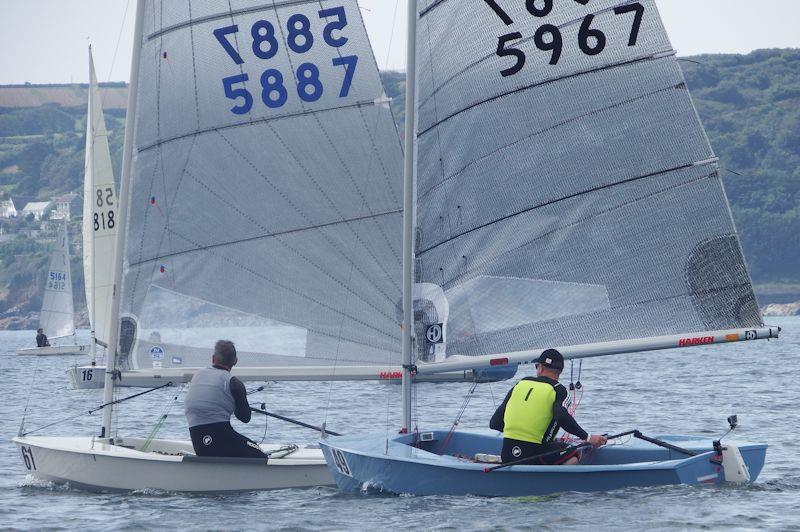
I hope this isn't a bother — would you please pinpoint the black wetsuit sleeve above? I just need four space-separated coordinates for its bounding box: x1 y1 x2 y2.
489 388 514 431
553 384 588 440
229 377 251 423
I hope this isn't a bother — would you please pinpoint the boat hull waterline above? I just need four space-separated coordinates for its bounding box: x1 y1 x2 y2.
14 436 333 492
319 431 767 496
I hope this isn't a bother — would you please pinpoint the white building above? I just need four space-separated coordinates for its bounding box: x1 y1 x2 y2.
0 199 17 218
21 201 53 221
50 193 80 221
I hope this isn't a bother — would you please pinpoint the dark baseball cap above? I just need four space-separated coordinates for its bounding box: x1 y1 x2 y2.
536 349 564 370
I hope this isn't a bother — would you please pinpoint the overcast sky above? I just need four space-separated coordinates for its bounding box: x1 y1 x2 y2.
1 0 798 84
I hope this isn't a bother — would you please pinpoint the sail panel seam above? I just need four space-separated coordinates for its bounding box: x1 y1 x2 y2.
214 127 401 313
130 208 402 266
137 99 379 153
134 225 399 344
424 171 719 285
145 0 323 41
260 119 402 294
418 82 687 200
418 50 675 138
417 161 717 255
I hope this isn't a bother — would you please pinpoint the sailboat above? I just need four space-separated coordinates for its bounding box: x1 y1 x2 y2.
69 20 514 391
16 221 88 356
319 0 781 496
67 46 120 386
15 0 501 492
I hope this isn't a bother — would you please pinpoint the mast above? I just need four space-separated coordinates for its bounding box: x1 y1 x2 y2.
400 0 418 432
100 0 145 439
86 45 97 364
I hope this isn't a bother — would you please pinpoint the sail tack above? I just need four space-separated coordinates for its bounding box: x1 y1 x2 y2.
414 0 761 356
83 47 119 346
120 0 404 369
41 222 75 339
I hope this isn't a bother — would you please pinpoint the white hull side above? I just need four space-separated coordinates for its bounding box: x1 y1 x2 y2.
68 365 108 389
14 436 333 492
17 345 89 356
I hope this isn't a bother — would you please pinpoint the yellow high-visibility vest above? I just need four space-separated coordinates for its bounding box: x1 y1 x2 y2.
503 379 556 444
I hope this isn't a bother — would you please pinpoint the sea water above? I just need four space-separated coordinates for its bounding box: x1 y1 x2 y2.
1 317 798 530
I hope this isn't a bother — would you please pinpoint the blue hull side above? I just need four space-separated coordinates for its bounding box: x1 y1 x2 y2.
320 431 767 497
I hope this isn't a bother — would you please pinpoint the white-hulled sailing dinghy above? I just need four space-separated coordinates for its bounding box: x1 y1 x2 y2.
320 0 780 496
15 0 425 492
17 221 88 356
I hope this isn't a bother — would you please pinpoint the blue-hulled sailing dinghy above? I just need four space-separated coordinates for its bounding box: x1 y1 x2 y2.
321 0 780 497
320 431 767 497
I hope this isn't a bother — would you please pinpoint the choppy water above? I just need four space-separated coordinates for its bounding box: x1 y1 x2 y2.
1 318 798 531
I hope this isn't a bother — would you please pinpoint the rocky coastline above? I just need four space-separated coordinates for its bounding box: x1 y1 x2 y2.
762 300 800 317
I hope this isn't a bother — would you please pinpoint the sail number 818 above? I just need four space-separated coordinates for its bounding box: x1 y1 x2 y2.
94 187 115 232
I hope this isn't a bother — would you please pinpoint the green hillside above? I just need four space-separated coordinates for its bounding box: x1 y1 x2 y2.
0 48 798 328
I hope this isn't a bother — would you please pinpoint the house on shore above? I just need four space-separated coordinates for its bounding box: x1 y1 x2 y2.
0 199 17 218
21 201 53 221
50 193 80 221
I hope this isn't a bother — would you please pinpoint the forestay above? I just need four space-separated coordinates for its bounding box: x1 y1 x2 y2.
119 0 404 371
83 47 119 346
413 0 762 357
41 222 75 339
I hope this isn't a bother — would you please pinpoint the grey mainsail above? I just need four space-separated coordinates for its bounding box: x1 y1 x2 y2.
413 0 761 357
120 0 404 370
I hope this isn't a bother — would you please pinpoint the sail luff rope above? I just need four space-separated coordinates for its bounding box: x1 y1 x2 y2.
141 383 186 452
21 382 174 437
107 0 132 81
18 355 42 436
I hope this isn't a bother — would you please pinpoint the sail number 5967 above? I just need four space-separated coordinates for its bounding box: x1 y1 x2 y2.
484 0 645 76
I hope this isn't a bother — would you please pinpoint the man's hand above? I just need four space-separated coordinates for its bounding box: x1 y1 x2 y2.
587 434 608 447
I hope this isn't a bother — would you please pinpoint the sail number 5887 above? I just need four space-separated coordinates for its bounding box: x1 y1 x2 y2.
213 6 359 115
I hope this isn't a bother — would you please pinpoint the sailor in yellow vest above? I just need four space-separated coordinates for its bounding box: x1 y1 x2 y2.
490 349 607 465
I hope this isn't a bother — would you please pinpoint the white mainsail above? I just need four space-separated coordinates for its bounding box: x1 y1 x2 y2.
118 0 404 372
412 0 763 364
40 221 75 339
83 46 119 347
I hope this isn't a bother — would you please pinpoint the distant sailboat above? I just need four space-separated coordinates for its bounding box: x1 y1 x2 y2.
320 0 780 496
17 221 88 356
67 46 120 386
